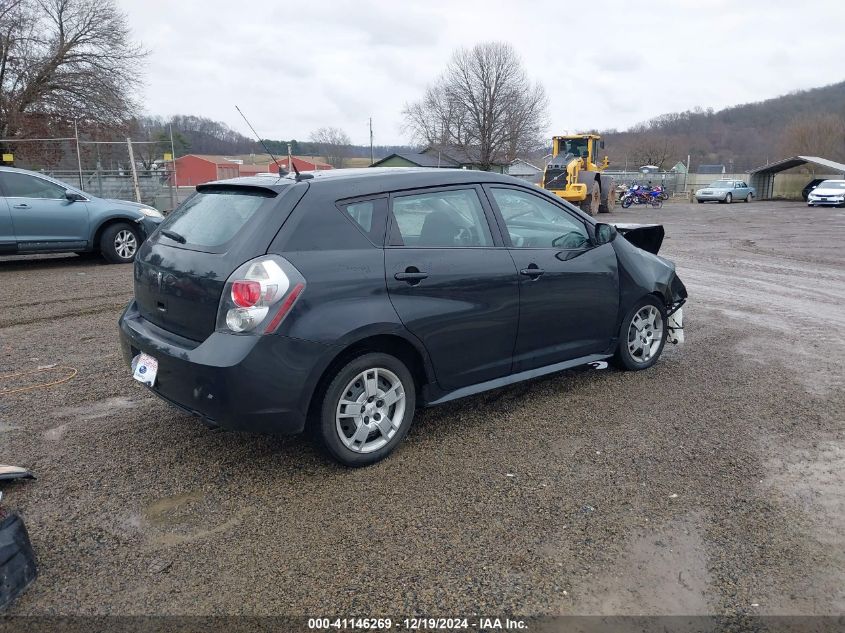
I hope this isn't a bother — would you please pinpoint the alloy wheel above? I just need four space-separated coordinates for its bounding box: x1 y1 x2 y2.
114 229 138 260
335 367 406 453
627 305 664 364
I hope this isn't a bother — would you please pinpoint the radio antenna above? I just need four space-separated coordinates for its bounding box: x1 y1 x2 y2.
235 105 291 177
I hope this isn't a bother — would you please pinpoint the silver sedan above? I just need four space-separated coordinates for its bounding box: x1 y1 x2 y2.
695 180 756 204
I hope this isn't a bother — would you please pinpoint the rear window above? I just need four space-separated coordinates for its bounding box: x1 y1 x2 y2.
161 190 272 247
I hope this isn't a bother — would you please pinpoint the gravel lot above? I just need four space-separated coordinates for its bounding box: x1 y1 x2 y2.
1 200 843 618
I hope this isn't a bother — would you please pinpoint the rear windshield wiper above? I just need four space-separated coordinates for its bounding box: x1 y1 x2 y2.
160 229 186 244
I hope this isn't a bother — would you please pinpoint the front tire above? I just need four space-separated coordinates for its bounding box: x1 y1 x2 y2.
612 297 667 371
318 352 416 467
579 181 601 216
724 193 732 204
745 193 753 203
100 222 140 264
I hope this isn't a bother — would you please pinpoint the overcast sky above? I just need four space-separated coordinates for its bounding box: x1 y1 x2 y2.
118 0 845 146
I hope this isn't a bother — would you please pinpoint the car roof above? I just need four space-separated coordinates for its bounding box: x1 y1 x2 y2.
0 165 62 179
202 167 526 195
819 179 845 183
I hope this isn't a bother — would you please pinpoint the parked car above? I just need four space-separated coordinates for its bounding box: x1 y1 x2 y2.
695 179 755 204
806 179 845 207
801 178 826 202
119 169 687 466
0 166 163 263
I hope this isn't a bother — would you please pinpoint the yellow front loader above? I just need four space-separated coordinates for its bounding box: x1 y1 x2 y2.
541 134 614 215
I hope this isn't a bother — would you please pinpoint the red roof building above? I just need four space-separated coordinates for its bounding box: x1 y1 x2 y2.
169 154 333 186
271 156 333 173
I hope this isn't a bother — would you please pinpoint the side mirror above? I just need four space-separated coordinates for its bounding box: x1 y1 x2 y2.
65 190 85 202
594 223 617 245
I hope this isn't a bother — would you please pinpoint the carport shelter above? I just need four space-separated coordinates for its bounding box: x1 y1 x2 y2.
749 156 845 200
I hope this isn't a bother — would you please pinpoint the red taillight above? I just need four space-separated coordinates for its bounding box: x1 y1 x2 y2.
264 283 304 333
231 280 261 308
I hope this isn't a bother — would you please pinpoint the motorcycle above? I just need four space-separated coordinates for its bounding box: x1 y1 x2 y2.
620 185 663 209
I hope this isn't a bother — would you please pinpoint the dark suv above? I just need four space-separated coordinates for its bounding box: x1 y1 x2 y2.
119 168 687 466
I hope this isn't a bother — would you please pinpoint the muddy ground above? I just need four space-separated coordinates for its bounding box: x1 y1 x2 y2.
0 200 843 618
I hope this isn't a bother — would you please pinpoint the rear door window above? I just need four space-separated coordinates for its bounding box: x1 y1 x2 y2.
390 188 493 247
160 189 273 248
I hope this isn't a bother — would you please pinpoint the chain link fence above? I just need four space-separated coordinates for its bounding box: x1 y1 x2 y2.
0 136 185 212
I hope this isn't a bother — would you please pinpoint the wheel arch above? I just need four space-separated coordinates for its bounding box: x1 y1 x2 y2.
91 215 140 251
305 332 435 428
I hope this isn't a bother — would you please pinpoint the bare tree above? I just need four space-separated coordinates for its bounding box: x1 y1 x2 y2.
623 131 680 170
403 42 548 170
779 113 845 162
309 126 351 168
0 0 146 144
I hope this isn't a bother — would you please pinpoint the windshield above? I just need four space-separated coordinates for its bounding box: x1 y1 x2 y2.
819 181 845 189
560 138 589 158
708 181 733 188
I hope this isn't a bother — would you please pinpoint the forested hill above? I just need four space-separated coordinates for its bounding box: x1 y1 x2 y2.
601 80 845 171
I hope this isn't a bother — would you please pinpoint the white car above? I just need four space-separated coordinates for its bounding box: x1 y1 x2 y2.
807 179 845 207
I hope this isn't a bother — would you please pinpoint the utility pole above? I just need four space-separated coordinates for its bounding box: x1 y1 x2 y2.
287 143 292 173
169 123 178 210
126 137 142 202
74 119 84 189
169 124 178 187
369 117 374 165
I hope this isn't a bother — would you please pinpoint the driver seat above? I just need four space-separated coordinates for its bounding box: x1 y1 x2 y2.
419 209 462 247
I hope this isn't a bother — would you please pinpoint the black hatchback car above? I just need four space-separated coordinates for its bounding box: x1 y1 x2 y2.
119 168 687 466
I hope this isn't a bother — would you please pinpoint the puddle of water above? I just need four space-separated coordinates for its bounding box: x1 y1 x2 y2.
143 491 206 527
141 490 244 547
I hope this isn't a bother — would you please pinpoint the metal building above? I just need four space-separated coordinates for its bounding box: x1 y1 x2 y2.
749 156 845 200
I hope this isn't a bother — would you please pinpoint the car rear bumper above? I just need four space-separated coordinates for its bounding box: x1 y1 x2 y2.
118 300 337 434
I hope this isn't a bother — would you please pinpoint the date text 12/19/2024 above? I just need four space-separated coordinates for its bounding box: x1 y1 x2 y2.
307 618 528 630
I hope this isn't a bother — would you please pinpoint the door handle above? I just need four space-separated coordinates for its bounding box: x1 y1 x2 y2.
394 267 428 284
520 266 545 279
12 203 30 209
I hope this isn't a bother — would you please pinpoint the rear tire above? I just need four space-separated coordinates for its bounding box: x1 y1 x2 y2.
318 352 416 467
612 297 667 371
100 222 140 264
